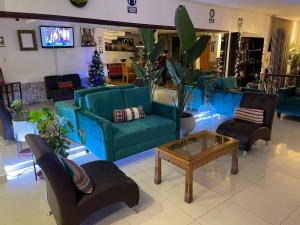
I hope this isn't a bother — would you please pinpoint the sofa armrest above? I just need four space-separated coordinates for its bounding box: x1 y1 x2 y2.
152 101 178 121
77 110 115 161
55 101 81 142
153 101 180 138
278 86 296 98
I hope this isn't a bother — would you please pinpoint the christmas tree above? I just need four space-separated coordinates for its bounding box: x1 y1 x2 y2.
88 50 105 87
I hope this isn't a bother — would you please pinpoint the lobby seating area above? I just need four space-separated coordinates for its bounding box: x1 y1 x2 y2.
1 1 300 225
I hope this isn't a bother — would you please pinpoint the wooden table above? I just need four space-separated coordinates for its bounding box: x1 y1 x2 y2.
154 130 239 203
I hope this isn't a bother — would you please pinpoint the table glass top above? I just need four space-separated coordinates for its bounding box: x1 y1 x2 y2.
164 132 232 158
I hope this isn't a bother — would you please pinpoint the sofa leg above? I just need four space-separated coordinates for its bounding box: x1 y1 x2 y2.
132 206 139 214
266 141 269 147
47 210 52 216
277 113 281 119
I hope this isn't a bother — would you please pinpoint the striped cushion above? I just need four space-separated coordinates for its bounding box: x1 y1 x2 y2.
60 157 93 194
234 107 264 124
113 105 145 123
58 81 73 89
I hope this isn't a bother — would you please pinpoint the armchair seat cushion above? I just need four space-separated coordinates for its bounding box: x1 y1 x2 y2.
78 161 139 209
113 123 148 149
132 115 176 139
217 119 270 150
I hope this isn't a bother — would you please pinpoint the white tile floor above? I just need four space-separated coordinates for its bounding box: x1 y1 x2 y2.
1 114 300 225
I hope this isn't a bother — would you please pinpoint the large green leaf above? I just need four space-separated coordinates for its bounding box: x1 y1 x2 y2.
132 61 147 79
175 5 196 53
185 35 210 65
149 39 165 64
139 28 155 53
166 59 181 85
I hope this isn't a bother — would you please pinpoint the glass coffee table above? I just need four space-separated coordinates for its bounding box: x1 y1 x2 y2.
154 130 239 203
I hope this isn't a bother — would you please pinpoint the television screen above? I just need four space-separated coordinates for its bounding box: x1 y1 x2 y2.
40 26 74 48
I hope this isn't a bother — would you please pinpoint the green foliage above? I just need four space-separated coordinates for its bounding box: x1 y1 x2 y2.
133 28 165 98
166 5 209 117
28 108 73 157
11 100 29 121
289 42 300 75
175 5 196 52
88 50 105 87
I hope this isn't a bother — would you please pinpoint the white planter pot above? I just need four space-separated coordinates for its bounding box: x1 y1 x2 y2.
180 113 196 137
12 121 38 142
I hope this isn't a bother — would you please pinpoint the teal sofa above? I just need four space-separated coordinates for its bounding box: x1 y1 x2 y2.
76 87 179 161
277 78 300 118
55 84 135 142
190 88 243 118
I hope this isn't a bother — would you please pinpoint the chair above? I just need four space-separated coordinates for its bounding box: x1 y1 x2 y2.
0 100 14 141
217 92 278 152
44 74 83 102
277 77 300 118
121 62 135 84
25 134 140 225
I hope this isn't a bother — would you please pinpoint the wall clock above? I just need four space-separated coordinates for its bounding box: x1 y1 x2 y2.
69 0 88 8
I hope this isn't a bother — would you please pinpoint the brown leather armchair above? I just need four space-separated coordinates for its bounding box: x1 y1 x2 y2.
25 134 140 225
217 92 278 152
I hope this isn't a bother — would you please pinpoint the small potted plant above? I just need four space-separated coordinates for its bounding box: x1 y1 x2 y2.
28 108 73 157
11 100 37 152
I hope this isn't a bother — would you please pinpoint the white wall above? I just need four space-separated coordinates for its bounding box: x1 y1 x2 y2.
2 0 271 33
0 0 272 82
0 19 96 83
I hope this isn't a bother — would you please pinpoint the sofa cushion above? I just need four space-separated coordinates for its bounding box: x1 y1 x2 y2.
130 115 176 139
234 107 264 124
113 106 145 123
86 89 125 121
60 157 93 194
123 87 152 114
113 123 147 149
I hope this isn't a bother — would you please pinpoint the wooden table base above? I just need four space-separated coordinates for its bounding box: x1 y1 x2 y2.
154 142 239 204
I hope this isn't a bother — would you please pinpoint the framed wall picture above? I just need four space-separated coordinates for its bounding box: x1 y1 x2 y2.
81 27 96 47
17 30 38 51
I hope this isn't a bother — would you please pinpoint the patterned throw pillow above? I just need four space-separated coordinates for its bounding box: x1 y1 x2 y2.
60 157 93 194
113 105 145 123
295 87 300 96
234 107 264 124
58 81 73 89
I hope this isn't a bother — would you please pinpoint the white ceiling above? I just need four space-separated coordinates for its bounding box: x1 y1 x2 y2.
191 0 300 20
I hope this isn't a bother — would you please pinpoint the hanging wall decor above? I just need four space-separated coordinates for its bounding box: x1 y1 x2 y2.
69 0 88 8
81 27 96 47
17 30 38 51
0 36 5 47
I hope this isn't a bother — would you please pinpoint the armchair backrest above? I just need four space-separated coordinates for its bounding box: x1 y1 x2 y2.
0 100 13 140
240 92 278 128
63 74 82 88
44 75 63 90
25 134 79 209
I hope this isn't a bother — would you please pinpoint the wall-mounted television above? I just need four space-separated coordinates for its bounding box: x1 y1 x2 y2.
40 26 74 48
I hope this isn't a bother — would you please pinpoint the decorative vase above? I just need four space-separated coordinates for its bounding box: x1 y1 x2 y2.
180 112 196 137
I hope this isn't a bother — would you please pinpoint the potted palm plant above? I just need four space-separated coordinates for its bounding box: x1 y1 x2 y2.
166 5 209 136
132 28 165 98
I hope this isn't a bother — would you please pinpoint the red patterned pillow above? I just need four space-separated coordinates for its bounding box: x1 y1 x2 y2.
234 107 264 124
58 81 73 89
113 105 145 123
295 87 300 96
60 157 93 194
